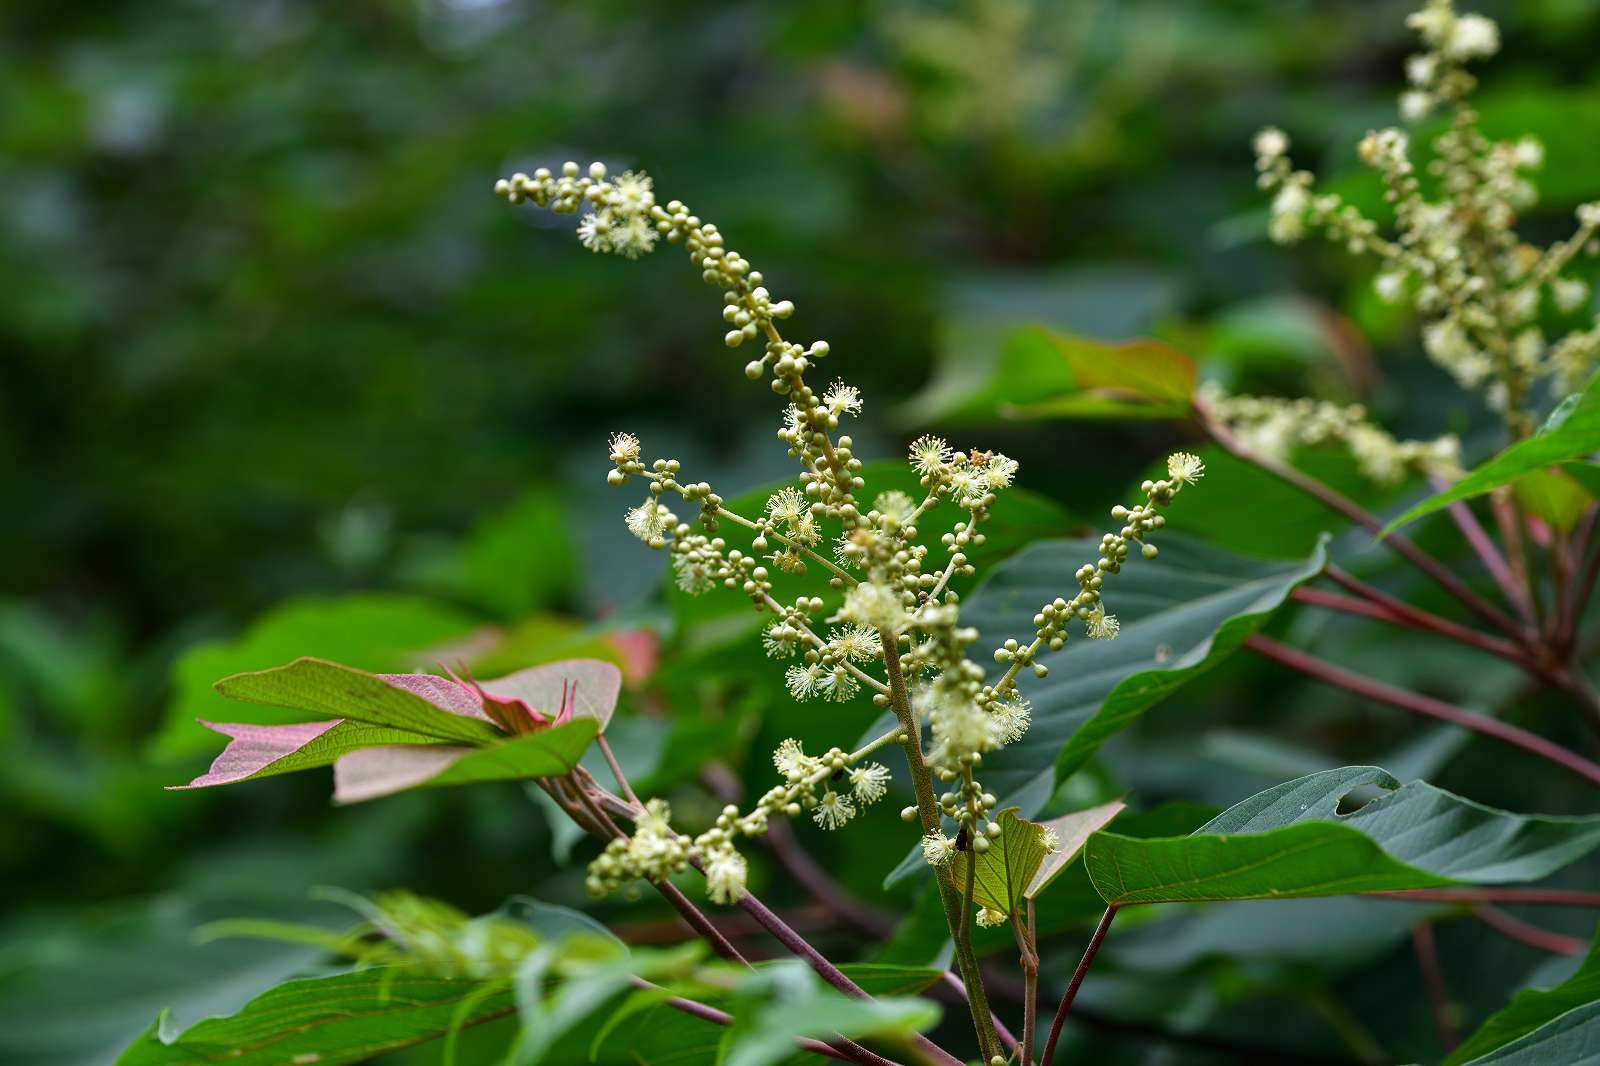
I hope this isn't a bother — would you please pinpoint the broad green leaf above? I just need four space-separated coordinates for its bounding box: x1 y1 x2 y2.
116 969 515 1065
1455 1000 1600 1066
1563 460 1600 500
895 267 1179 426
1086 821 1455 904
1086 766 1600 904
1026 799 1127 900
721 961 940 1066
950 808 1049 916
215 657 500 744
1448 929 1600 1064
332 719 598 803
1004 328 1197 420
1513 468 1590 532
883 532 1325 888
159 594 481 756
1382 372 1600 534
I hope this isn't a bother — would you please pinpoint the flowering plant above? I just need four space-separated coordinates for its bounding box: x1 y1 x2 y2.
133 3 1600 1064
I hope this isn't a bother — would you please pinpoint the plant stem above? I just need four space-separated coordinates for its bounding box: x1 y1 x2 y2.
1370 887 1600 906
940 973 1020 1052
1039 904 1117 1066
1009 901 1039 1066
1474 905 1588 955
881 636 1003 1062
1245 634 1600 787
626 978 890 1065
596 734 642 807
1200 411 1524 640
1411 922 1458 1053
1319 566 1530 665
1428 474 1533 624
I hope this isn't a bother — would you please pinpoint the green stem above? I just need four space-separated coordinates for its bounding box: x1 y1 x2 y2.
881 636 1002 1062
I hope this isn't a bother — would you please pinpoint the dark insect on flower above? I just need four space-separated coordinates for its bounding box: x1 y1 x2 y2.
954 825 971 851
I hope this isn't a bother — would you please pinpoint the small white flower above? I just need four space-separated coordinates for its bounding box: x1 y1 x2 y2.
988 694 1032 745
1040 826 1061 854
1554 278 1590 314
983 453 1019 490
608 432 641 465
947 466 989 504
625 499 671 543
823 381 863 417
1085 604 1120 641
1166 452 1206 485
848 763 891 805
1512 137 1545 171
785 663 825 701
766 486 807 525
1400 90 1434 122
835 581 909 634
1374 271 1408 304
909 434 954 476
773 737 814 779
1445 13 1499 60
813 790 856 830
610 170 654 213
975 907 1007 929
704 849 748 904
576 210 613 252
1269 183 1310 243
818 664 861 703
827 623 880 663
921 831 957 866
611 213 658 259
1405 53 1437 86
672 551 716 595
1253 127 1289 161
872 490 917 524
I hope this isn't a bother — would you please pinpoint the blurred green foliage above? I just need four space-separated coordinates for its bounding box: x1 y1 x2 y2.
6 0 1600 1063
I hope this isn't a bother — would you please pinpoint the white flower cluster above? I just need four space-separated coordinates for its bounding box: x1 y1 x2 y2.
1253 1 1600 432
1198 383 1462 485
503 161 1205 904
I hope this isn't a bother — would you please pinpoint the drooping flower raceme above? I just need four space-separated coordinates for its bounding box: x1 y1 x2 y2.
495 160 1205 908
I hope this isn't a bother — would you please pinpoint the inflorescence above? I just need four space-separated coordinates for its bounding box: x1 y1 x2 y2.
497 159 1203 911
1252 0 1600 437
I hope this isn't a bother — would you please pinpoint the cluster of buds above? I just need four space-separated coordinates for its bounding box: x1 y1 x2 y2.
502 160 1205 902
1198 383 1462 485
1252 0 1600 433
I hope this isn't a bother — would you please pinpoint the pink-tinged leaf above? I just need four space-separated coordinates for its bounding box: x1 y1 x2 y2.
170 719 432 790
332 719 600 804
376 673 496 724
479 659 622 733
1026 799 1128 900
333 745 472 804
214 657 500 744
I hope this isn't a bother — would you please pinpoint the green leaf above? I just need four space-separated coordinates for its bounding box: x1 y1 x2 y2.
1381 372 1600 534
1026 799 1127 900
333 719 598 803
1513 468 1590 532
950 808 1049 917
965 532 1329 814
1003 328 1197 420
116 969 515 1065
1454 1000 1600 1065
1447 929 1600 1064
1085 766 1600 905
159 594 481 756
722 961 940 1066
215 657 500 744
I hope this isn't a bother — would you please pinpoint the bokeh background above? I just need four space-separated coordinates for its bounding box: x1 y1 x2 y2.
5 1 1600 1063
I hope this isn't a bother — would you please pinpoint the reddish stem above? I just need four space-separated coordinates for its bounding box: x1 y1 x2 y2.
1039 905 1118 1066
1411 922 1458 1052
627 977 873 1064
1244 635 1600 788
1319 566 1531 666
1428 473 1532 624
1474 905 1588 956
1201 411 1525 640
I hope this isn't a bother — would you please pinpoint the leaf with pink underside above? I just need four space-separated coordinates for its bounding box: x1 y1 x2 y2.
214 657 500 743
170 719 433 790
379 659 622 734
333 719 599 804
